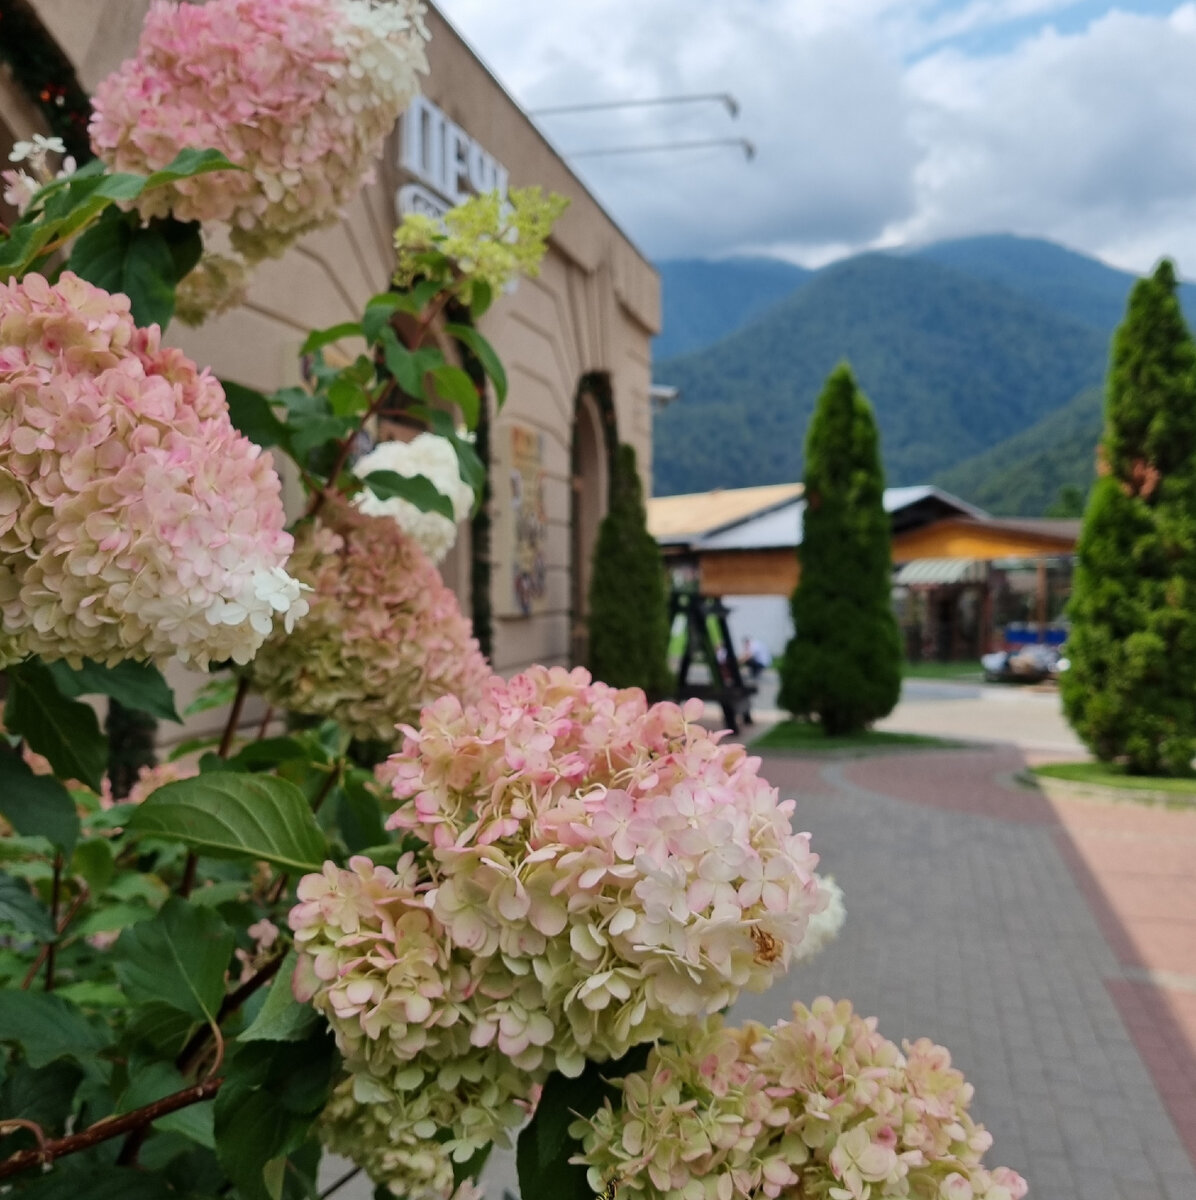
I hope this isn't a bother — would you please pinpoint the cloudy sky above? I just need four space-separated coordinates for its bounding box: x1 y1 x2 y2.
436 0 1196 275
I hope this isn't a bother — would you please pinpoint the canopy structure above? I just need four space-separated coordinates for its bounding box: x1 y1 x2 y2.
895 558 987 587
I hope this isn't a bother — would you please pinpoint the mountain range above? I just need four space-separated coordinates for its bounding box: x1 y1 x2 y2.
654 258 810 360
652 236 1196 513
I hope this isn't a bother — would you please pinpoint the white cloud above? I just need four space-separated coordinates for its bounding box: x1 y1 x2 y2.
914 0 1083 45
436 1 1196 275
897 4 1196 274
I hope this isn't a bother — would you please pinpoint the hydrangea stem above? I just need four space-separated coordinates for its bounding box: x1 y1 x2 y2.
43 854 62 991
319 1165 362 1198
20 884 88 990
179 676 250 898
0 1078 223 1181
217 676 250 758
175 951 285 1077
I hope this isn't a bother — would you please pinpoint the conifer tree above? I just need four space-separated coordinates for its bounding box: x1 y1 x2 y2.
779 363 901 734
1062 260 1196 775
587 443 671 697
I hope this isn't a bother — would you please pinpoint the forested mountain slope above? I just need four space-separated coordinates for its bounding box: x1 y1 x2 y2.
652 253 1108 497
933 386 1103 515
654 257 811 361
908 235 1195 334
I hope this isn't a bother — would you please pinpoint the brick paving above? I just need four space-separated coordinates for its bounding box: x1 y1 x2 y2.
730 745 1196 1200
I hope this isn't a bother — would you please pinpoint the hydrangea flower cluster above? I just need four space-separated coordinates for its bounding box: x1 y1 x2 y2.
172 252 252 327
386 667 828 1050
323 1063 484 1200
0 272 306 669
89 0 429 317
290 668 831 1195
576 998 1029 1200
291 853 534 1195
249 499 491 743
394 188 570 301
352 433 474 564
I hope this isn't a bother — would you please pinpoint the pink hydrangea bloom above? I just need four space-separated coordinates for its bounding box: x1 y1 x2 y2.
0 272 306 669
575 998 1028 1200
383 667 827 1051
250 500 492 743
291 855 535 1197
290 669 832 1196
89 0 428 269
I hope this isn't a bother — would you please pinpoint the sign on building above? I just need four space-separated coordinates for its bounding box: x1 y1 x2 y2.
397 95 509 218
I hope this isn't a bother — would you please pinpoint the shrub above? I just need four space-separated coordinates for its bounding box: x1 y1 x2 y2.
586 443 671 697
778 363 901 734
1062 260 1196 775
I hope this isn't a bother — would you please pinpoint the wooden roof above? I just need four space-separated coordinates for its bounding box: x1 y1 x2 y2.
891 516 1078 563
646 483 804 544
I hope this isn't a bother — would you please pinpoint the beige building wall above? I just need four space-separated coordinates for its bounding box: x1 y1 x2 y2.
15 2 660 692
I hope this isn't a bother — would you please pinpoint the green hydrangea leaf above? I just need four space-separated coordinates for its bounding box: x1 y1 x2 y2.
126 772 328 874
46 657 180 722
115 897 234 1024
0 990 112 1069
4 659 106 793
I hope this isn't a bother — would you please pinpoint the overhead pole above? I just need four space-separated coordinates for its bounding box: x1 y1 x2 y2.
565 137 756 161
530 92 740 118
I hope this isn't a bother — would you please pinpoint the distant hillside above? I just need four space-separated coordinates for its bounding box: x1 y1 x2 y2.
654 257 810 361
933 386 1103 516
652 254 1108 497
910 234 1196 335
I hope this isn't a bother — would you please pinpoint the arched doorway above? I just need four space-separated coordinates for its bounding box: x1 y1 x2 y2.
570 372 617 666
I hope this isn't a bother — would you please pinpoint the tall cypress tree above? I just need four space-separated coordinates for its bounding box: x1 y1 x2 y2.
779 363 901 735
1062 260 1196 775
587 443 671 697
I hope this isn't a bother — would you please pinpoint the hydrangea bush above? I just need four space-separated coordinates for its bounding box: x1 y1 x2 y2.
0 4 1027 1200
288 668 834 1195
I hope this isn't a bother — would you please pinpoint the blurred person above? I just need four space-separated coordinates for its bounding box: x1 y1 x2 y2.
740 635 771 680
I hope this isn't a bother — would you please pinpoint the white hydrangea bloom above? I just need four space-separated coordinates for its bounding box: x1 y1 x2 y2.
793 875 846 964
352 433 474 564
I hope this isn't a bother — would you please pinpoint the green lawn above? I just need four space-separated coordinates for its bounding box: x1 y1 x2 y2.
1032 761 1196 797
902 660 983 681
751 720 959 753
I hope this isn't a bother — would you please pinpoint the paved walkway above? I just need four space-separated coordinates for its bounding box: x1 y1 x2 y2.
747 671 1086 756
731 743 1196 1200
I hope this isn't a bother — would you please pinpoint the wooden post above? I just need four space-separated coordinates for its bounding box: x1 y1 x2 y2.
1036 559 1048 642
981 566 994 654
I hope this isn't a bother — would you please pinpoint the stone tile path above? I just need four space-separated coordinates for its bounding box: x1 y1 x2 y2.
731 745 1196 1200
